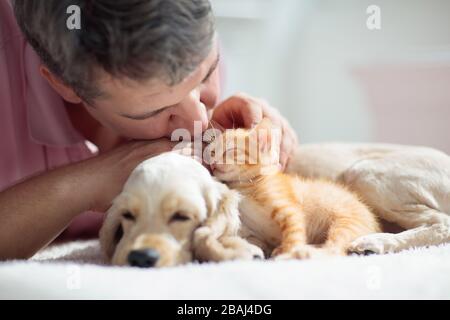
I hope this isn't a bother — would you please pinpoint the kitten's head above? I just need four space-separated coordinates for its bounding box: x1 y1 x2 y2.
207 118 281 182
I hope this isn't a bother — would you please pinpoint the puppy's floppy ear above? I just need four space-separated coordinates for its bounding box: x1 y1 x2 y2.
203 181 241 235
99 204 124 261
193 181 242 262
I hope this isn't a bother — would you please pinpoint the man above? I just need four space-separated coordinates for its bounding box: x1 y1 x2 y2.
0 0 297 259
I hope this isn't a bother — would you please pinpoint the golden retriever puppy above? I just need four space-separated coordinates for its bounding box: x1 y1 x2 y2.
287 143 450 254
99 152 263 268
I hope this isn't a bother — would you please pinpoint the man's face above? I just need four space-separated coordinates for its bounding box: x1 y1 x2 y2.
83 44 221 140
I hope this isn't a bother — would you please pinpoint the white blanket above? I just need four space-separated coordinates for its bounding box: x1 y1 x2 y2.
1 240 449 299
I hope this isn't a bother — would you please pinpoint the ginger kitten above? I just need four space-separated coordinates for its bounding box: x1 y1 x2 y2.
207 119 380 259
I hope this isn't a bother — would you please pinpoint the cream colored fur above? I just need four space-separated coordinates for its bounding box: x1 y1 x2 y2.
286 143 450 254
99 153 263 267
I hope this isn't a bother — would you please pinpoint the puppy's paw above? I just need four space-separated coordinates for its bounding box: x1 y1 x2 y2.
348 233 399 255
220 236 265 260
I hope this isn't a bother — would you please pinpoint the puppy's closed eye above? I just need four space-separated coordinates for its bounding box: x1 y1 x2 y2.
169 212 190 223
122 211 136 221
114 224 124 244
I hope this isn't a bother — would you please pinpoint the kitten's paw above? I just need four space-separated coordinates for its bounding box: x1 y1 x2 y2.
272 245 323 260
322 246 347 256
348 233 399 255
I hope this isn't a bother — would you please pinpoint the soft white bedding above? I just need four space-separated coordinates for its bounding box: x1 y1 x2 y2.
1 240 449 299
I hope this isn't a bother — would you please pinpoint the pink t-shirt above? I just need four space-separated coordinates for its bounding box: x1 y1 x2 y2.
0 0 105 241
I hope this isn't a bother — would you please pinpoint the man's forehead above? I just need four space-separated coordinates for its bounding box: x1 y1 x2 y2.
94 44 219 113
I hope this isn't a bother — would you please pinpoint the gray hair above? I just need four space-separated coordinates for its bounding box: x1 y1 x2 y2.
13 0 215 103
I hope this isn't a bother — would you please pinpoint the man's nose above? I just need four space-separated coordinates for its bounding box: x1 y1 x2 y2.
172 90 209 133
128 248 160 268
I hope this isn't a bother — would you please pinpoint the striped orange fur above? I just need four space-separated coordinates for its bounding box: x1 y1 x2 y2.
210 119 380 259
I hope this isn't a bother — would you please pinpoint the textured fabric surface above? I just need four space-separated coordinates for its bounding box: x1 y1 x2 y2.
0 240 449 299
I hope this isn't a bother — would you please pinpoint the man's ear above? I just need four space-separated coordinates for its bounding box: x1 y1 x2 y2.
99 204 123 261
39 65 82 104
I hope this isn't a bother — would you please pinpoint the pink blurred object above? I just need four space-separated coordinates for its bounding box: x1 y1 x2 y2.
1 2 103 243
353 64 450 154
54 211 106 242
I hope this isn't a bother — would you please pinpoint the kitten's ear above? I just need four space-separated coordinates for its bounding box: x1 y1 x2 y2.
255 117 273 130
250 118 281 167
250 118 274 153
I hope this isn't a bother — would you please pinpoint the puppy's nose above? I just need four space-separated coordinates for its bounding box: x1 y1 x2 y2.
128 249 160 268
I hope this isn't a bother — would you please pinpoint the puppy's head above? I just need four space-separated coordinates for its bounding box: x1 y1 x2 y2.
99 152 238 268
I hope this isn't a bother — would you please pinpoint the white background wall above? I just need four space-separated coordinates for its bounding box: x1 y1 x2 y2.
211 0 450 150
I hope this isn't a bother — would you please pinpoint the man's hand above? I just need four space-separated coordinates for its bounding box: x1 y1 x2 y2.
0 138 181 260
211 93 298 170
82 139 179 212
